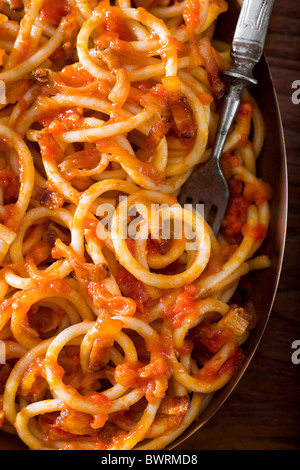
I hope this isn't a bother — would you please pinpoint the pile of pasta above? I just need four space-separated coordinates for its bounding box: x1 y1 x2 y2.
0 0 273 450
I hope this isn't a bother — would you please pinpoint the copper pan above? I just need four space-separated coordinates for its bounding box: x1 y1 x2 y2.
169 0 288 451
0 0 287 451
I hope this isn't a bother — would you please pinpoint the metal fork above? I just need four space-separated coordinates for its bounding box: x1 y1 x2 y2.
179 0 275 236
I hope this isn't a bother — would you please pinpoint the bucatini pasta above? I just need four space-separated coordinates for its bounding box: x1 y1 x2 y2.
0 0 272 450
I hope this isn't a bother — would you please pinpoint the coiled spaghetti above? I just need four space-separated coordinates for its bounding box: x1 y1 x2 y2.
0 0 272 450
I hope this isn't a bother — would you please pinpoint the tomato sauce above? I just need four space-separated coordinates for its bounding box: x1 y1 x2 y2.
221 152 240 180
115 266 148 312
44 357 65 380
60 63 94 87
193 342 243 383
197 92 214 106
36 279 72 295
243 180 273 206
0 364 12 395
146 236 171 255
3 203 18 232
105 8 133 41
0 49 5 67
218 346 243 377
37 107 82 133
39 0 70 26
242 222 268 241
161 284 199 328
26 240 51 265
38 412 75 441
83 218 98 231
17 96 27 113
140 84 168 115
18 37 35 62
85 391 113 410
114 356 169 402
197 324 233 353
221 179 251 244
0 168 18 204
221 171 272 243
183 0 202 30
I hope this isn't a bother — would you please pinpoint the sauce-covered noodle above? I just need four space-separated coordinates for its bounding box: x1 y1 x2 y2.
0 0 272 450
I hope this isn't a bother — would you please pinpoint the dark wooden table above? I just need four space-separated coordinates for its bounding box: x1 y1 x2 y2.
184 0 300 450
0 0 298 455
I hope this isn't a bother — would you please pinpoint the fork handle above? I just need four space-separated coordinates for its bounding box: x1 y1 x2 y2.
213 0 275 165
211 79 245 169
225 0 275 85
